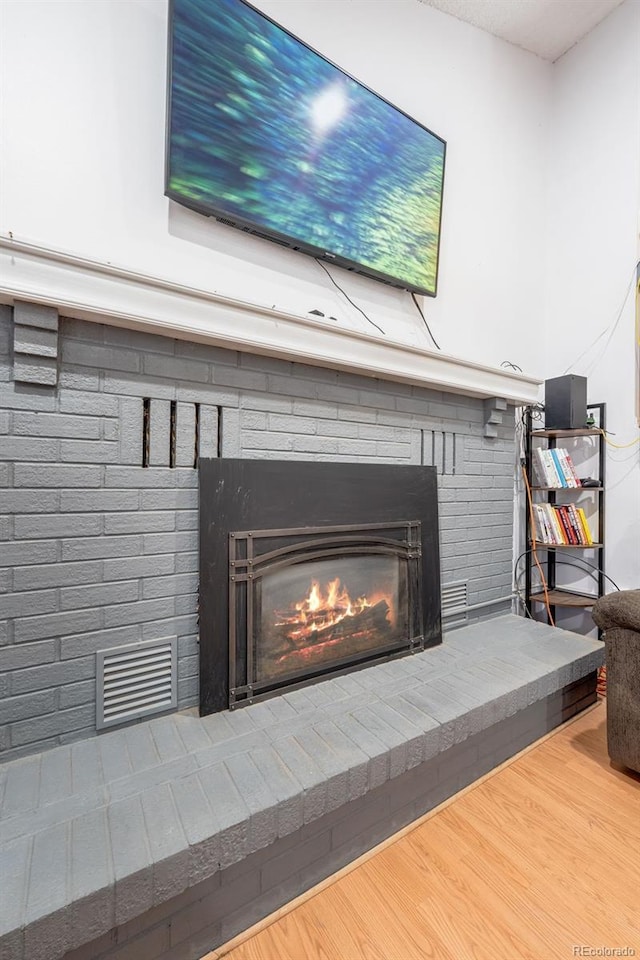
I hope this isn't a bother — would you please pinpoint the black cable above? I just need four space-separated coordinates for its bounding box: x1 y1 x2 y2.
315 259 385 335
521 403 544 430
516 560 608 591
500 360 523 372
515 560 618 620
513 549 620 593
410 292 441 350
564 258 640 376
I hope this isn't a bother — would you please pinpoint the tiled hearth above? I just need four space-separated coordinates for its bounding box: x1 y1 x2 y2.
0 616 603 960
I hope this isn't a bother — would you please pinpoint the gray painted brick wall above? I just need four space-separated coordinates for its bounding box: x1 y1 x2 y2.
0 305 516 759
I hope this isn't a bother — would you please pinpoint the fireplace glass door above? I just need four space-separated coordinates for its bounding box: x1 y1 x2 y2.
229 522 423 708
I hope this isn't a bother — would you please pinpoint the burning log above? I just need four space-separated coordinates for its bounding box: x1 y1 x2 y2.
274 598 391 650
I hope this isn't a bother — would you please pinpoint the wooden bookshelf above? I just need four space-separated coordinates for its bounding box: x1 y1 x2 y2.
530 427 601 439
529 589 597 608
529 542 603 549
524 403 606 633
530 486 603 492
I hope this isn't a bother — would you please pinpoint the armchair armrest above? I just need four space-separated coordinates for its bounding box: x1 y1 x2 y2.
592 590 640 634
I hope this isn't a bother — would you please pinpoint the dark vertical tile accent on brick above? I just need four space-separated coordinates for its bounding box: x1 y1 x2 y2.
169 401 177 469
142 398 151 468
193 403 200 469
217 406 223 459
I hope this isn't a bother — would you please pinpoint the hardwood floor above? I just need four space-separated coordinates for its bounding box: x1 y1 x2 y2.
205 704 640 960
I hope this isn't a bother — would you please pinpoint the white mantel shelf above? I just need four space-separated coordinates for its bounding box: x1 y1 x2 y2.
0 235 541 404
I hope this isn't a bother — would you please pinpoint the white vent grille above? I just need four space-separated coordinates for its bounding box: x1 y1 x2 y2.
96 638 177 730
441 581 469 624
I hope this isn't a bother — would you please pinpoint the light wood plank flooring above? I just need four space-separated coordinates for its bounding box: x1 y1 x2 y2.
206 703 640 960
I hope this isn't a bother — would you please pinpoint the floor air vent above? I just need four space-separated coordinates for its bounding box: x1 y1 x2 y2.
441 581 469 625
96 638 177 730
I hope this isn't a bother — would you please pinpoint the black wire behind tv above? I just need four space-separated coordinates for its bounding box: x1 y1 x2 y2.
166 0 446 297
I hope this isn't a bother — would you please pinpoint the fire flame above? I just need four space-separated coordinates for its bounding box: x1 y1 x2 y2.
295 577 370 626
275 577 393 642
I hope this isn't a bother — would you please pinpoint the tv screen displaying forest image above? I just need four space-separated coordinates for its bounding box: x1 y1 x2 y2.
166 0 446 296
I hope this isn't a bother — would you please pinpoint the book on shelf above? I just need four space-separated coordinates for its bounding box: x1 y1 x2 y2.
531 504 544 541
556 448 580 487
543 503 562 544
532 504 552 543
530 503 595 546
543 449 563 486
549 449 568 487
576 507 594 545
531 446 581 487
532 449 550 486
563 505 580 544
555 505 574 543
567 504 585 542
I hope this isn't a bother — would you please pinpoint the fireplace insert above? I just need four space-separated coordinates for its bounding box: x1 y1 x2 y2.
199 459 441 714
229 522 423 707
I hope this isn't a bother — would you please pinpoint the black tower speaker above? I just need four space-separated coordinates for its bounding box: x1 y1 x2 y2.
544 375 587 430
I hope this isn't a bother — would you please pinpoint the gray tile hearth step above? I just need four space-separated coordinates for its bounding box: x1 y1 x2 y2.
0 615 603 960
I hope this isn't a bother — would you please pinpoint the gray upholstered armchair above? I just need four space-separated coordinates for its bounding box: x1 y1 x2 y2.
592 590 640 774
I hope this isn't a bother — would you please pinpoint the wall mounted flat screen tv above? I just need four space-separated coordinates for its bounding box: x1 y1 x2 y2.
166 0 446 297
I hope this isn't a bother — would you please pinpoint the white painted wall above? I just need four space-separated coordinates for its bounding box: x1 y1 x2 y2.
0 0 550 373
545 0 640 594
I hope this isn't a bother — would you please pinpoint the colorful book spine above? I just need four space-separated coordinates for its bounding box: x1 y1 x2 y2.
534 504 549 542
556 506 575 544
569 507 582 544
537 504 551 543
561 449 581 486
532 449 549 487
544 503 558 544
549 449 568 487
576 507 594 545
556 448 578 487
544 504 564 544
566 504 584 544
532 504 546 542
542 449 562 487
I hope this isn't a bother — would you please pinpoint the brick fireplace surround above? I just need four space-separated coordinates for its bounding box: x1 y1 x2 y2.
1 302 523 760
0 303 604 959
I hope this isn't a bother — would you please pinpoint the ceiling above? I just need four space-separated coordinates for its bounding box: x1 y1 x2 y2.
416 0 626 61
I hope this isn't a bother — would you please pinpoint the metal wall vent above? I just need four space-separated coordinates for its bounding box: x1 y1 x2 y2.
441 581 469 624
96 637 177 730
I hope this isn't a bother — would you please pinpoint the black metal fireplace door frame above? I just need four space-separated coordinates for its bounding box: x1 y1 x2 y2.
228 520 424 708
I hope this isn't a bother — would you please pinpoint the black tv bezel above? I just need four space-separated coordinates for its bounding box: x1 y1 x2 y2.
164 0 447 298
